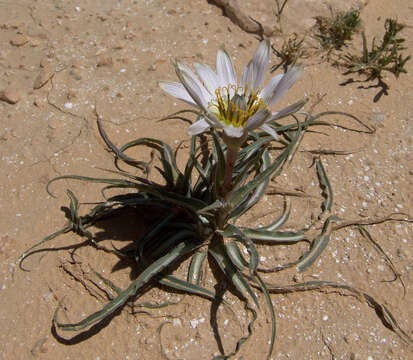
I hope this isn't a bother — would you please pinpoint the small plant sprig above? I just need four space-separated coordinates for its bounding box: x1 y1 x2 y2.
271 33 306 72
315 8 361 50
342 18 411 81
274 0 289 24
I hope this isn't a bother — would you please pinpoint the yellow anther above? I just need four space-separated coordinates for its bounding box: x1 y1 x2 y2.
209 83 267 128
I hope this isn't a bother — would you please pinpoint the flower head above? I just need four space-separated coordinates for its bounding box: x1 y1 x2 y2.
160 40 303 149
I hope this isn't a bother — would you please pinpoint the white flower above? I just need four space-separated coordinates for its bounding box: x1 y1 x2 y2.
160 40 303 148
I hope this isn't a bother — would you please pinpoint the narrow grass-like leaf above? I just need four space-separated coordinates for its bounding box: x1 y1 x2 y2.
224 241 249 271
182 135 197 193
222 224 258 276
197 200 224 215
47 175 138 197
232 148 264 190
55 239 200 331
230 120 303 209
297 216 340 272
258 197 291 231
261 280 412 345
237 136 272 160
229 146 289 209
118 137 181 187
255 274 276 360
357 225 405 295
316 158 333 212
310 111 375 134
157 109 200 123
231 149 271 219
93 271 123 296
212 303 258 360
48 175 207 211
209 244 259 309
242 228 306 243
132 299 183 310
158 274 219 302
150 230 195 259
18 225 72 271
97 115 148 170
187 251 207 285
93 167 155 186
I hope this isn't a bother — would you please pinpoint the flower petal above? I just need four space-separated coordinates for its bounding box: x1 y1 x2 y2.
159 81 198 107
216 46 236 86
251 40 270 90
268 99 308 121
266 65 303 107
188 117 211 135
174 60 209 110
244 108 271 131
260 123 279 141
241 60 254 90
194 62 219 94
222 124 244 138
261 74 283 105
176 61 213 104
205 112 224 128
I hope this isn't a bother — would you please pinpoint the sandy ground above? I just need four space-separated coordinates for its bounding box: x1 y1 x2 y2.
0 0 412 359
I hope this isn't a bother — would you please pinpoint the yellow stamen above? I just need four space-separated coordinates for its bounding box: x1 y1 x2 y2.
209 84 266 128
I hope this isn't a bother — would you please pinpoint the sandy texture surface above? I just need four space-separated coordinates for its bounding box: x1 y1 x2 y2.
0 0 412 359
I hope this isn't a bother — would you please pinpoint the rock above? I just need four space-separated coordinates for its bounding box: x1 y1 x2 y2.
29 38 41 47
10 34 29 47
40 56 55 68
97 56 113 67
0 86 21 104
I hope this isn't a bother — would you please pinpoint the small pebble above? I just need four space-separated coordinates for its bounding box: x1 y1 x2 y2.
97 56 113 67
0 86 21 104
190 319 198 328
10 34 29 47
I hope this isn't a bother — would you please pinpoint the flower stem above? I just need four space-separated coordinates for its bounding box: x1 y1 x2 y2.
222 146 238 198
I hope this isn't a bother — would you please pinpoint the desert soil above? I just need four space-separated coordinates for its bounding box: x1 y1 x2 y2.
0 0 412 359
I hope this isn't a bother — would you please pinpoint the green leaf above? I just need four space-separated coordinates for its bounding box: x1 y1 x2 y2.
209 244 259 309
221 224 258 275
55 239 200 331
231 148 271 219
255 274 276 360
150 230 196 259
197 200 224 215
316 158 333 212
118 137 182 187
262 280 413 345
159 274 219 302
224 241 249 271
229 125 302 209
97 115 148 170
241 228 306 243
187 251 207 285
229 148 288 209
257 197 291 231
297 216 340 272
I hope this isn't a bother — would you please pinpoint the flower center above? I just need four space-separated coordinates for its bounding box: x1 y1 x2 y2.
210 84 266 128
